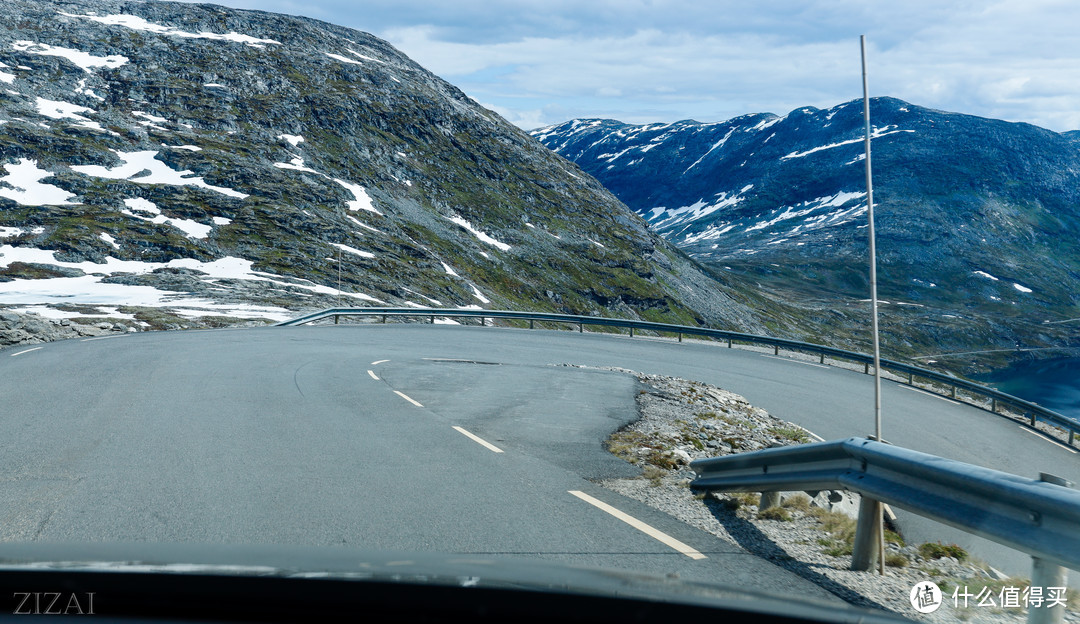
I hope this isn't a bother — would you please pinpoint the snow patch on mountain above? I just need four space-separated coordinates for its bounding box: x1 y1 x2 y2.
684 128 736 174
682 222 736 245
60 12 281 48
781 126 914 160
447 215 511 251
0 158 78 206
329 242 375 259
674 191 866 247
99 232 119 249
333 179 380 215
72 150 248 198
35 97 106 132
650 184 754 231
120 197 215 239
74 78 105 101
274 156 320 174
747 115 782 132
324 52 363 65
468 283 491 304
0 244 383 312
12 40 128 72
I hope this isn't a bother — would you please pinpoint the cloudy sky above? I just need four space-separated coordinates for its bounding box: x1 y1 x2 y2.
178 1 1080 132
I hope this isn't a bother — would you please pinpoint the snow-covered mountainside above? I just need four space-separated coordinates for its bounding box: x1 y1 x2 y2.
532 99 1080 368
0 0 771 343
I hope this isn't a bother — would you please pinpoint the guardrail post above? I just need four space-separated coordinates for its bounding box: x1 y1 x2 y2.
851 497 883 572
907 372 913 385
1070 430 1075 446
1029 473 1072 624
727 338 732 348
630 327 635 337
951 385 956 399
820 353 825 364
992 398 998 413
1029 557 1067 624
759 491 781 511
678 332 682 343
579 322 583 333
334 315 339 325
774 345 779 355
430 315 435 324
864 362 870 374
1029 412 1037 427
529 319 534 329
381 315 387 324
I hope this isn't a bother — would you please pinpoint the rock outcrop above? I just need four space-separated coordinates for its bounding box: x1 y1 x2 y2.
0 0 777 346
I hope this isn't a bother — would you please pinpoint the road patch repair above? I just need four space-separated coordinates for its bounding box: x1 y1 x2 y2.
591 367 1075 623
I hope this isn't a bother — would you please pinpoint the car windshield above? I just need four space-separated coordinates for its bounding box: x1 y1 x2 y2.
0 2 1078 623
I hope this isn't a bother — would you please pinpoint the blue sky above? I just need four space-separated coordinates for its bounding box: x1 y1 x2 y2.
176 1 1080 132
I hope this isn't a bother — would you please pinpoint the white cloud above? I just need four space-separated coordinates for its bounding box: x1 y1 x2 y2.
478 102 547 130
376 2 1080 131
156 0 1080 132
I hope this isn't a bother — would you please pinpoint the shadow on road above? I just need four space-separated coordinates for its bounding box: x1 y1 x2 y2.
701 496 897 614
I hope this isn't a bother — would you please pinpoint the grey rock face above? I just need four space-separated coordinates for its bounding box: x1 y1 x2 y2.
0 309 125 346
1 0 774 348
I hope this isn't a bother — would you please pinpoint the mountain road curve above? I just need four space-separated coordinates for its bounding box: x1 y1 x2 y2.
1 323 1075 594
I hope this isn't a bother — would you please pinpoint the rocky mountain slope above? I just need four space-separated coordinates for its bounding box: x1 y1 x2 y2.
0 0 782 344
532 99 1080 371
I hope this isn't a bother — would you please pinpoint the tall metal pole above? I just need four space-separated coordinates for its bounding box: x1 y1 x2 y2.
860 34 886 576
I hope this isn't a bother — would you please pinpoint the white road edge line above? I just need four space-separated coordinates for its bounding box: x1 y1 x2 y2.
393 390 423 408
371 360 389 365
901 385 957 404
1018 426 1078 454
452 426 504 453
760 354 830 369
568 490 707 560
10 347 42 357
82 335 126 342
367 370 379 380
807 431 825 442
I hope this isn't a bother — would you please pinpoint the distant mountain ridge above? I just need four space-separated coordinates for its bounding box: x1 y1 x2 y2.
0 0 777 344
532 99 1080 369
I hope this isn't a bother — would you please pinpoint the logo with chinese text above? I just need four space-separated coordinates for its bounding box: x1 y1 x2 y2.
910 581 942 613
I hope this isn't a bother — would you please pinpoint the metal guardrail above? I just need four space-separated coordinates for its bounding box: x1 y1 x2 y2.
275 307 1080 443
690 438 1078 623
691 437 1080 571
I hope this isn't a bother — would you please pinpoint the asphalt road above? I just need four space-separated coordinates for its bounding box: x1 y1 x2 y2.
2 323 1076 596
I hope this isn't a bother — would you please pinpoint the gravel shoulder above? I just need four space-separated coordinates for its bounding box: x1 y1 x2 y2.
590 366 1079 624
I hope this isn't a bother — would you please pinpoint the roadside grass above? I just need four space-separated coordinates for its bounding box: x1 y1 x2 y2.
919 542 968 562
757 507 793 521
641 465 665 487
808 506 857 557
718 492 760 511
767 425 812 444
605 430 649 463
885 553 909 568
781 493 811 512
